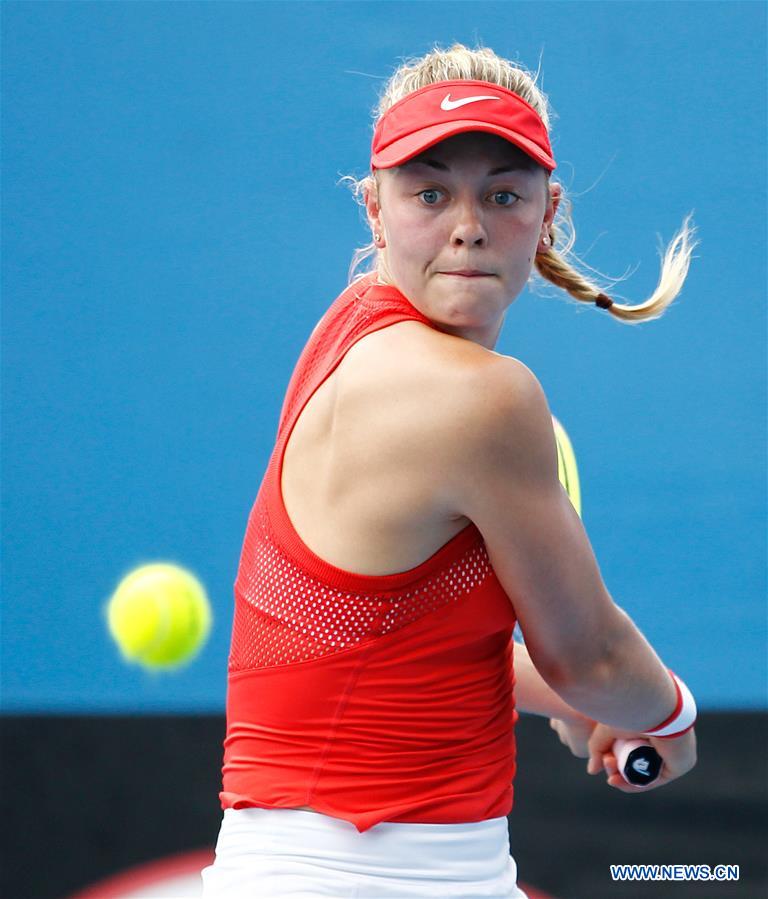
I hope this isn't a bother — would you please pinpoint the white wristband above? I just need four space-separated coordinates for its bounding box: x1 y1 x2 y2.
642 671 697 739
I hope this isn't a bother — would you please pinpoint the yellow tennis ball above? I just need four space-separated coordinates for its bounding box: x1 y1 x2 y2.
105 563 212 671
552 415 582 519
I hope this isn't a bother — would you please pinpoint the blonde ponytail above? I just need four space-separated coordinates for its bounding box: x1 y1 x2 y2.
536 209 698 323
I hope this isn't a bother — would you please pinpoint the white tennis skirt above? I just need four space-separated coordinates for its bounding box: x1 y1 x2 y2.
200 807 528 898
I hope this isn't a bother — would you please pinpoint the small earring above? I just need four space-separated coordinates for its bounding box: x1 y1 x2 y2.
542 236 550 246
374 232 381 244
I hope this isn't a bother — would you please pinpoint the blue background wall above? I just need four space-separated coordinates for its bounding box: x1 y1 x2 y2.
3 1 766 712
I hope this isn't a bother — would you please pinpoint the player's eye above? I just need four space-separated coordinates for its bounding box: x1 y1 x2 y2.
491 191 520 206
418 189 443 205
417 188 520 206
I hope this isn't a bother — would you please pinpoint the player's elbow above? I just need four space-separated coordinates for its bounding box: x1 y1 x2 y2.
531 614 632 698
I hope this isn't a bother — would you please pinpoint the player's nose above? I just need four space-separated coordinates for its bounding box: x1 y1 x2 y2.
449 199 487 247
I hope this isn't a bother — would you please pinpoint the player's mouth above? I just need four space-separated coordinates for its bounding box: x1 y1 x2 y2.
439 270 495 278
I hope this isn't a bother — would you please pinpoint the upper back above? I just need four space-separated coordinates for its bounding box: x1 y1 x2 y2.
280 318 495 576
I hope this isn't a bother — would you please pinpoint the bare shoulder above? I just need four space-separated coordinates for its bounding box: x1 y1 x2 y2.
366 325 558 518
339 320 557 518
434 347 558 516
386 325 543 431
371 321 545 409
468 353 556 470
459 351 550 428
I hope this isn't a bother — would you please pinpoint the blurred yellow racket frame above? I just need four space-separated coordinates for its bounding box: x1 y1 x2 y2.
552 415 581 519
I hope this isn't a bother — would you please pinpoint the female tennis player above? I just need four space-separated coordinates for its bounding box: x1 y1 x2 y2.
201 42 698 898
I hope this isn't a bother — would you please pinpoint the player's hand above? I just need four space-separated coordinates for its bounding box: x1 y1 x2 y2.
548 713 597 758
587 723 697 793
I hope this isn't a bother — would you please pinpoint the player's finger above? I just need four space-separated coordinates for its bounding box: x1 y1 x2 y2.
549 719 560 737
587 739 611 773
606 770 673 793
602 751 619 778
587 751 604 775
587 728 616 758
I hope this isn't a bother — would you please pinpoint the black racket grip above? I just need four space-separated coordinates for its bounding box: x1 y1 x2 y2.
613 739 663 786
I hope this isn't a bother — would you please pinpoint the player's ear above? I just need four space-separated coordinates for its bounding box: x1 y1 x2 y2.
548 181 561 218
364 173 385 246
539 180 560 251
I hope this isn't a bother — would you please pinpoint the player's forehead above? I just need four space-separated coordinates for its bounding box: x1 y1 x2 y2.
396 132 540 177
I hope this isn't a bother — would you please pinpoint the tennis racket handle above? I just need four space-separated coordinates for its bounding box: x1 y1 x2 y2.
613 739 663 786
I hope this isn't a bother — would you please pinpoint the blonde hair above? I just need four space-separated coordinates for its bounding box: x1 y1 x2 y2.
339 42 697 324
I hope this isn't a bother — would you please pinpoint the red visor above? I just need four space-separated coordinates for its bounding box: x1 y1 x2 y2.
371 79 556 172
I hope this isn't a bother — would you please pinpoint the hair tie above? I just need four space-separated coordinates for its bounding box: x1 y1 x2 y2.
594 293 614 310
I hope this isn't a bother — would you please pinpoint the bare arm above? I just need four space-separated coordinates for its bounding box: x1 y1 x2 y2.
451 356 678 732
513 639 590 721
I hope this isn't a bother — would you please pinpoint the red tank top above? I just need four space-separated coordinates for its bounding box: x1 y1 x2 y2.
219 272 519 833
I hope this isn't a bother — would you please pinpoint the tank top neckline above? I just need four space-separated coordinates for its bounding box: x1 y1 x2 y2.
352 275 432 323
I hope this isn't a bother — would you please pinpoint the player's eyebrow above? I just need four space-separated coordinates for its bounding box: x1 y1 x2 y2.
402 158 532 175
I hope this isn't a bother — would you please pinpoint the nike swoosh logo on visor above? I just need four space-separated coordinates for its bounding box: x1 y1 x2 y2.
440 94 502 111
